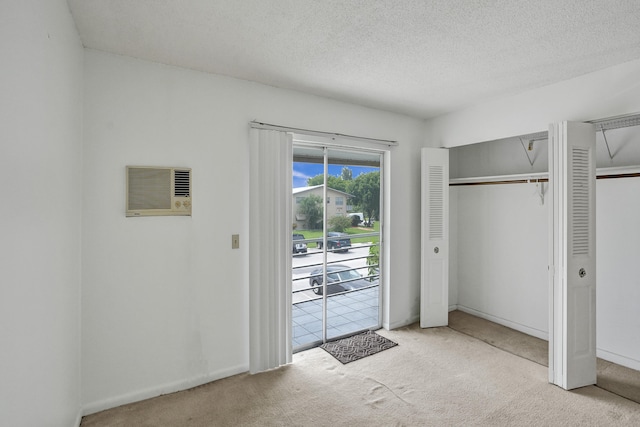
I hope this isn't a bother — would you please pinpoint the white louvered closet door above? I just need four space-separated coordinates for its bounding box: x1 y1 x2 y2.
421 148 449 328
549 121 596 390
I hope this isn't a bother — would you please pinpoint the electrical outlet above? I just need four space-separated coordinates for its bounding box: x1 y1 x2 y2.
232 234 240 249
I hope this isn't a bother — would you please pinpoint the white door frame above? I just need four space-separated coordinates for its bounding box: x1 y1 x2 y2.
291 139 388 348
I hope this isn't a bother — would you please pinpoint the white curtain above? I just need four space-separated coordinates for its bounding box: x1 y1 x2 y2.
249 128 293 374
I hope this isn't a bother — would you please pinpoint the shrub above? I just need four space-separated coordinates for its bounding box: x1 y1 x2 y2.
367 245 379 281
328 215 352 233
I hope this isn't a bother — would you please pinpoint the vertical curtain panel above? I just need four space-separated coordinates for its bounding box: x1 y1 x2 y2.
249 128 293 374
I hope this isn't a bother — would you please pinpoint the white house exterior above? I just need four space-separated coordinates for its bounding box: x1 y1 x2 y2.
292 185 353 230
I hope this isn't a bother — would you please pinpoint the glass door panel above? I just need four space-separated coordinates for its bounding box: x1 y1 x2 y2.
292 144 382 351
291 145 325 349
325 148 381 340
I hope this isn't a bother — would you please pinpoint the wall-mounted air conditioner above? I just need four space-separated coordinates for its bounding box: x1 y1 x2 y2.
126 166 192 217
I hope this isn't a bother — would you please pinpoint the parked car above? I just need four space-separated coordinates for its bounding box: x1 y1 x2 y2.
308 264 372 295
316 232 351 252
292 233 307 254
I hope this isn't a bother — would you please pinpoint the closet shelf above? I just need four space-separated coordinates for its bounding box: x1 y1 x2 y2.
450 166 640 186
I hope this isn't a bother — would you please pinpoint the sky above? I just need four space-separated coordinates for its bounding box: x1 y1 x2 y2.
293 162 378 188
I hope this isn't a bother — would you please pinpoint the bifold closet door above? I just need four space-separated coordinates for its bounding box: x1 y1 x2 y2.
548 121 596 390
421 148 449 328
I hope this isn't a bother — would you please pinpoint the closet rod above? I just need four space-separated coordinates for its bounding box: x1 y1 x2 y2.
450 178 547 186
450 172 640 186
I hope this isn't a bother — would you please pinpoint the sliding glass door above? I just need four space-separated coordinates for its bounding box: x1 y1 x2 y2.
291 143 382 351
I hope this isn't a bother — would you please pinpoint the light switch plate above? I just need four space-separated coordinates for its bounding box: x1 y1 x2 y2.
232 234 240 249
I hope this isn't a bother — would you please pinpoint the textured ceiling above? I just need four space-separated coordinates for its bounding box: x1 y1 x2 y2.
67 0 640 119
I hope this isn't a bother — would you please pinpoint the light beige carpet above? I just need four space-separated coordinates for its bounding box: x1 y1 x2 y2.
82 323 640 426
449 310 640 404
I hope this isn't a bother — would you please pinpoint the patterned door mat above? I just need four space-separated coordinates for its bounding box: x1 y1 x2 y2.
320 330 398 364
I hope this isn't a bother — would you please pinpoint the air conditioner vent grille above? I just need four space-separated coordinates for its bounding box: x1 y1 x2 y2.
174 170 191 197
128 168 171 210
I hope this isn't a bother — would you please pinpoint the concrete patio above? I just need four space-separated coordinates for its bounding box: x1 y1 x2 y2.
292 285 379 349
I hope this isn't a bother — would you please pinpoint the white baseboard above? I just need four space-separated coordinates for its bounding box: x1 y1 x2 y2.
82 364 248 416
597 348 640 372
388 308 458 330
456 305 549 341
387 313 420 330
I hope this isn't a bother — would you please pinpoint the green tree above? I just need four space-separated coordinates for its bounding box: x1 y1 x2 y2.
298 195 323 230
349 171 380 225
306 174 349 193
341 167 352 181
306 174 323 186
328 215 352 233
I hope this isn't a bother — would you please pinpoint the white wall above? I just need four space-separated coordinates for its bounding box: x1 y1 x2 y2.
452 184 549 339
81 50 426 412
596 177 640 370
0 1 83 426
451 138 549 179
427 58 640 148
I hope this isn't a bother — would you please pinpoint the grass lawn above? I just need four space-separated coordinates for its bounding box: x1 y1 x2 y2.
295 221 379 248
